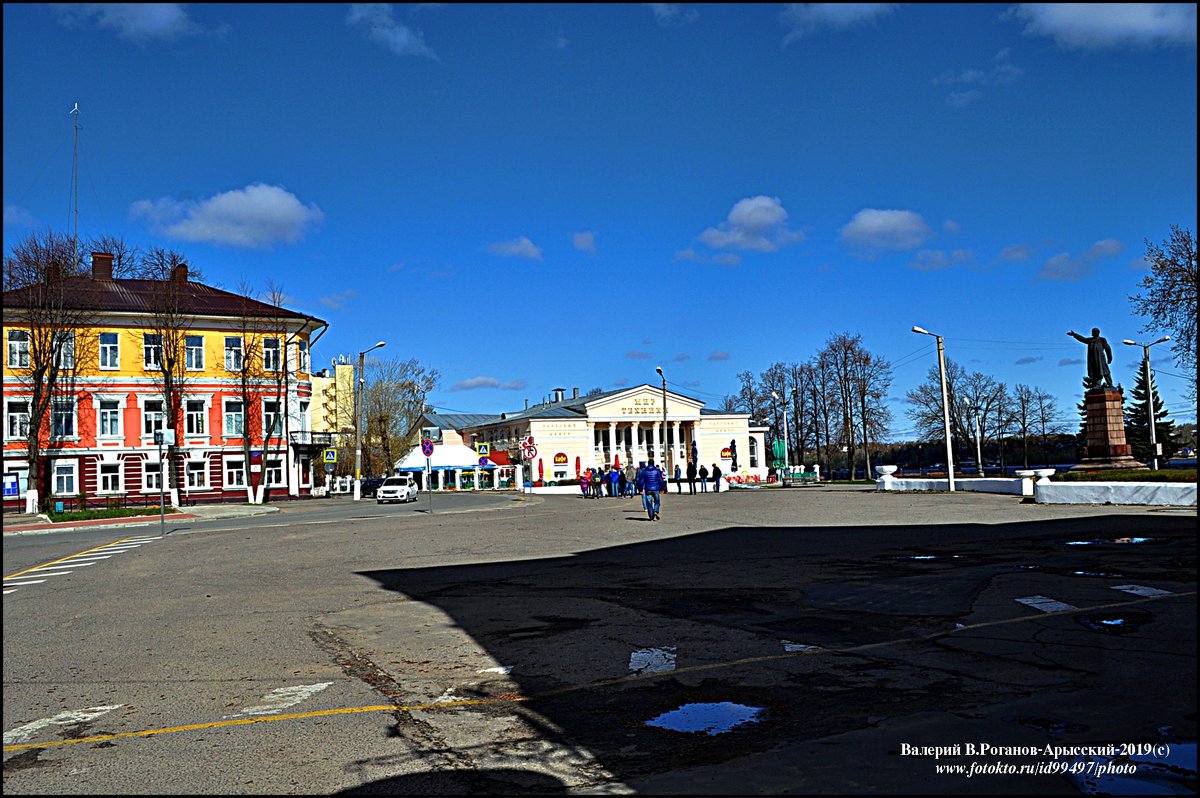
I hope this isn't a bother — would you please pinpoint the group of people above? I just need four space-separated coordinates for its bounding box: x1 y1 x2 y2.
579 458 725 522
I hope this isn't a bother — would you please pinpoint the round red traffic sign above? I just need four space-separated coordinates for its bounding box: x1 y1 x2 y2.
421 439 434 457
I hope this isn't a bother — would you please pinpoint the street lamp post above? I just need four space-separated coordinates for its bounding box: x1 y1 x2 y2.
353 340 386 500
912 326 955 491
655 366 670 477
1122 335 1170 470
771 390 789 483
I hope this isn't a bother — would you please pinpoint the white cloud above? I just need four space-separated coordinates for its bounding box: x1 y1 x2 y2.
320 289 357 311
708 351 730 361
487 237 543 260
697 195 803 253
572 231 596 253
4 204 34 228
346 4 437 58
999 244 1032 262
50 3 201 41
839 208 933 255
947 89 983 108
130 183 324 249
450 376 528 391
647 4 697 26
1037 238 1124 281
674 248 742 266
781 3 897 45
1010 3 1196 50
908 248 975 272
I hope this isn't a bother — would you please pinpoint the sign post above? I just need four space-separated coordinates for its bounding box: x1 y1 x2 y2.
421 438 434 513
154 429 176 533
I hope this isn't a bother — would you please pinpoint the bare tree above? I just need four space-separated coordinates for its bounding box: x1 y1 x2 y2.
3 229 99 511
362 356 439 476
1131 224 1197 415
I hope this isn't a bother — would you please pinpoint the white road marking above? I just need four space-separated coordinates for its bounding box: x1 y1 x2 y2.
782 640 821 652
230 682 333 717
476 666 512 674
3 705 123 745
27 561 96 571
1015 595 1078 613
1111 584 1173 597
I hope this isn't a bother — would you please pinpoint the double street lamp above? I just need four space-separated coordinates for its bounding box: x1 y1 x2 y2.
1122 335 1170 470
353 340 386 500
655 366 671 476
912 326 955 491
771 390 789 482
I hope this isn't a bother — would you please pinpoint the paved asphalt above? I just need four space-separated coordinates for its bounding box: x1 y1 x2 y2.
2 486 1195 794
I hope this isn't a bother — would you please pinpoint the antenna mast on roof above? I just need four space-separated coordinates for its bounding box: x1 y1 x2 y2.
69 102 80 267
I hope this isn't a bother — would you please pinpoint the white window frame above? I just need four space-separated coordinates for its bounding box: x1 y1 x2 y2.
144 333 163 370
51 399 77 439
265 458 284 487
263 399 282 439
98 398 122 439
185 334 205 370
52 459 78 496
186 460 208 489
223 399 244 437
143 460 163 493
224 457 246 488
53 331 75 369
99 332 120 369
298 339 309 373
98 462 123 494
142 399 165 437
224 336 243 371
263 337 281 372
4 460 29 497
8 330 30 368
5 399 30 441
185 398 207 437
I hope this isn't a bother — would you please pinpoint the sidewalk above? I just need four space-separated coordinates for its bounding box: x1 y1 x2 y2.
2 502 280 535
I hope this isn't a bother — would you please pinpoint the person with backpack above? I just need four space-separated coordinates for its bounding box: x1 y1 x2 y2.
635 456 667 521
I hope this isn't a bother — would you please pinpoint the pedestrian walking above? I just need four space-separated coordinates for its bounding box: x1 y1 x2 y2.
635 456 667 521
698 463 709 493
609 467 620 497
712 463 722 493
687 459 697 495
580 470 590 498
617 468 627 497
674 463 683 493
624 464 637 497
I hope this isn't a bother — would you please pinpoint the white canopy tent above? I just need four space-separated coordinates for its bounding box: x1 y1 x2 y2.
394 443 511 491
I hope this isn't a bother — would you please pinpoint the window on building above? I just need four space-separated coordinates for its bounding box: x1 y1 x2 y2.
186 461 208 489
7 330 30 368
143 461 163 492
185 335 204 370
53 461 77 496
4 461 29 496
99 332 119 369
749 438 759 468
263 337 281 372
144 334 163 369
224 400 244 436
225 458 246 487
53 331 75 369
224 336 243 371
265 458 284 486
6 400 30 440
51 400 75 438
99 463 122 494
185 400 206 436
143 400 165 436
298 400 309 432
99 400 121 437
263 399 282 438
297 339 310 373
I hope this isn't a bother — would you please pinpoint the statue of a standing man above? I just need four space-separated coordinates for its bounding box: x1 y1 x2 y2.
1068 328 1114 389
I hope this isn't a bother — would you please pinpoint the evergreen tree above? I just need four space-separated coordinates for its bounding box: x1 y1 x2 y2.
1124 361 1176 465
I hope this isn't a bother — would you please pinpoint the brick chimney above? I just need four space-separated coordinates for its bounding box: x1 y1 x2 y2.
170 263 189 283
91 252 114 281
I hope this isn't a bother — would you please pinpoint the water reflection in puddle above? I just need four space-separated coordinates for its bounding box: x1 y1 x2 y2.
1075 610 1151 635
1064 537 1156 546
1065 741 1196 795
646 702 763 736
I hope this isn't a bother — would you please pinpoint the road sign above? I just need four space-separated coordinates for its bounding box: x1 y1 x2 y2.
325 463 335 474
476 443 490 456
323 448 337 463
479 456 490 467
153 429 176 446
421 439 435 457
2 473 18 497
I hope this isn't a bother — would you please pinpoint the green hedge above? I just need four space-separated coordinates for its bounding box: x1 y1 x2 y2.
47 506 179 523
1058 469 1196 483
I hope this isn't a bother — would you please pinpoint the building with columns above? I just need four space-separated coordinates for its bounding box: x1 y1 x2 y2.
412 384 768 487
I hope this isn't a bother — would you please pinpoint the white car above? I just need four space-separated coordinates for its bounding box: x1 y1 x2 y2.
376 475 418 504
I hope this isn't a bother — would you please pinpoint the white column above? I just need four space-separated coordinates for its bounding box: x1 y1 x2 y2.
608 422 618 466
672 421 682 466
437 470 444 491
652 421 662 463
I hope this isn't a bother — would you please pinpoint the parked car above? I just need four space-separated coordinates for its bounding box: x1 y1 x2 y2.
360 477 386 498
376 475 418 504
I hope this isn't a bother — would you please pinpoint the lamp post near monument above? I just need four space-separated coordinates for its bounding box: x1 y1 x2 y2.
1067 327 1145 472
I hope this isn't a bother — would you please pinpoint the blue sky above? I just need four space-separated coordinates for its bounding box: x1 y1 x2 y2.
4 3 1197 435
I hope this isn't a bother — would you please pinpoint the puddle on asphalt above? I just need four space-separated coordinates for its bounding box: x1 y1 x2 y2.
1075 610 1151 635
1064 741 1196 795
1072 570 1125 578
645 702 764 736
629 647 676 675
1002 715 1090 734
892 554 964 560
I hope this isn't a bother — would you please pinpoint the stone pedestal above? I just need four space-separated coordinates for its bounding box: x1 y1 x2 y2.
1071 388 1146 471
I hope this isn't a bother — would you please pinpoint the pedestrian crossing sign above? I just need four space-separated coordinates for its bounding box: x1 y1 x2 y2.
323 448 337 463
476 443 490 457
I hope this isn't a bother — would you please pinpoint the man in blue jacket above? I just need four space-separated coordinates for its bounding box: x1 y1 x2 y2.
636 456 667 521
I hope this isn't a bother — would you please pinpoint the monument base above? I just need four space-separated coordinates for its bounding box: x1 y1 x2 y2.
1069 388 1147 472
